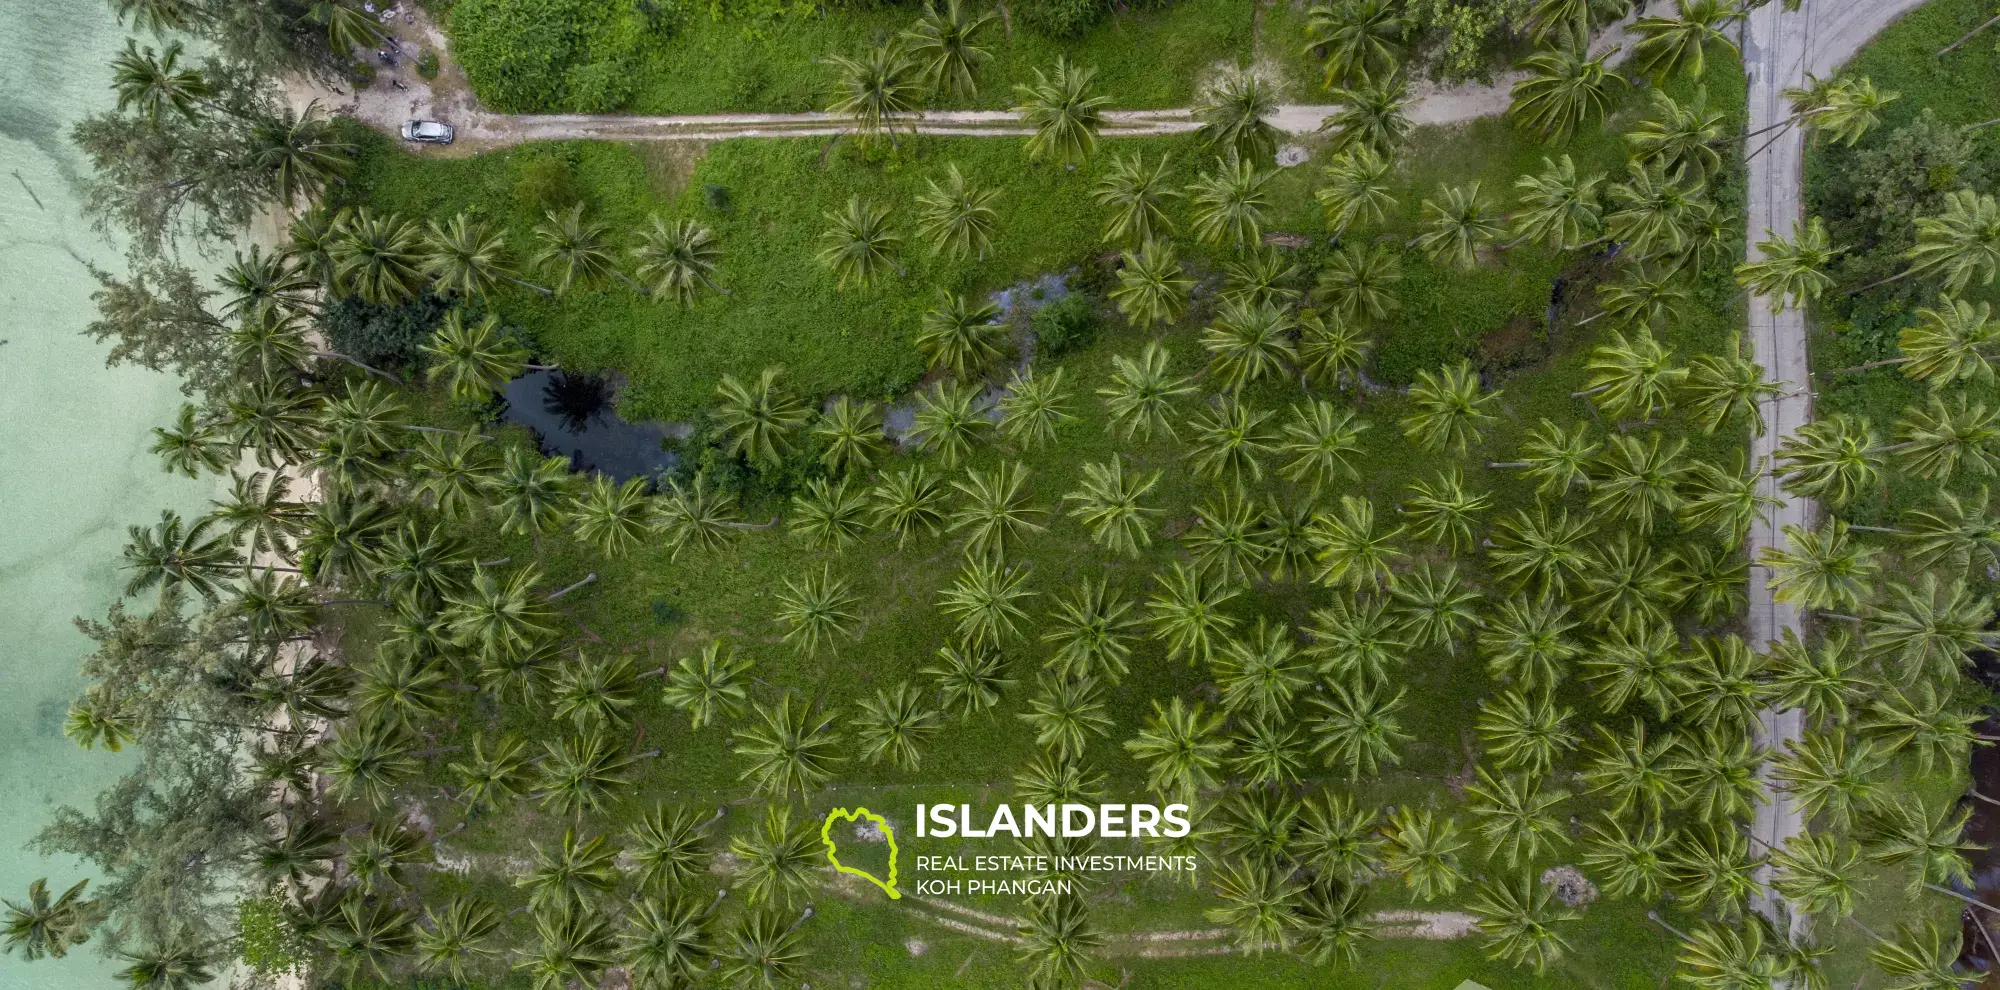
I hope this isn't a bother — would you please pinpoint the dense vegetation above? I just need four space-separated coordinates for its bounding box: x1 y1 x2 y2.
17 0 2000 988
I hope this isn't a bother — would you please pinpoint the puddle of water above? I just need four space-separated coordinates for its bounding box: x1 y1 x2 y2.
499 370 682 481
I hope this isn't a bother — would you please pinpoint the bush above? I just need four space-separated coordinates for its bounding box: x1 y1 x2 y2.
1018 0 1109 36
512 151 581 215
415 50 440 80
1030 292 1100 358
567 58 641 113
320 291 453 369
450 0 599 111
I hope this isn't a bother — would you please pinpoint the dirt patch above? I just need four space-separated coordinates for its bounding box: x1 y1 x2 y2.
1541 865 1600 908
638 141 714 201
1478 311 1551 377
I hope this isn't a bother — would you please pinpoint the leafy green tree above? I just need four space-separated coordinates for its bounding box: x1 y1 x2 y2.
789 476 871 550
1476 689 1577 777
633 216 725 305
1016 893 1103 990
1188 397 1278 484
1310 681 1411 779
856 683 942 769
1020 675 1115 760
730 805 821 907
422 311 528 402
1325 73 1410 156
533 203 636 296
663 641 753 731
1303 0 1403 88
924 643 1012 716
1510 155 1604 249
817 197 904 289
824 43 923 147
950 461 1046 559
733 694 844 799
1190 158 1276 251
869 465 952 545
998 367 1074 449
1015 57 1111 164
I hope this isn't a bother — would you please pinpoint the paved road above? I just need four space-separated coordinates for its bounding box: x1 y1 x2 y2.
1742 0 1928 932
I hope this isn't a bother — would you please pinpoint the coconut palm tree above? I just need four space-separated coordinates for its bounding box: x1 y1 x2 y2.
1679 455 1779 548
1314 241 1403 323
1477 689 1577 777
1629 87 1727 179
1229 715 1307 788
1510 155 1604 250
535 732 643 820
1125 698 1228 803
924 642 1012 716
1489 419 1595 497
115 932 223 990
813 396 887 476
1402 360 1499 454
110 38 213 124
714 367 811 467
1867 921 1966 990
450 734 534 814
1109 239 1194 328
914 165 999 262
938 558 1037 648
1099 342 1197 439
869 465 952 546
1478 596 1581 690
1206 858 1297 953
332 208 426 304
1668 916 1793 989
1683 351 1782 434
902 0 994 100
121 509 242 603
1629 0 1740 82
626 804 717 895
1201 298 1296 390
1196 64 1280 163
1305 0 1404 88
550 654 642 734
518 829 621 912
1870 686 1981 775
1381 807 1468 901
773 567 859 656
619 893 712 989
1582 721 1686 820
1467 871 1579 973
1016 893 1103 989
633 216 725 305
220 245 315 322
1145 561 1241 664
1889 297 2000 387
1403 468 1490 554
1015 750 1108 806
1 879 96 961
997 366 1074 449
1770 732 1886 832
1416 182 1505 268
789 476 871 550
1584 616 1685 716
408 428 495 521
1606 160 1706 260
250 100 354 207
322 718 419 809
817 197 903 289
1580 815 1675 900
487 447 574 546
1673 727 1767 825
1309 495 1403 590
1305 593 1407 684
1315 146 1398 236
1866 797 1977 896
1772 834 1866 923
519 901 617 990
1591 267 1690 331
421 311 528 403
1187 398 1278 484
1326 72 1411 157
1667 826 1761 920
1043 578 1145 684
423 212 545 299
1294 792 1383 886
1905 189 2000 294
729 805 821 907
1467 769 1570 870
1185 485 1271 584
662 641 753 731
1509 47 1624 143
1679 635 1769 732
150 403 230 478
1093 153 1180 245
950 461 1045 560
533 203 639 296
1189 158 1276 251
1310 681 1411 779
855 682 942 769
1019 675 1114 759
114 0 198 35
1486 506 1594 597
1212 618 1309 720
733 693 843 799
1063 457 1162 557
1760 519 1879 612
1389 562 1479 652
1894 395 2000 483
1279 399 1368 489
1579 328 1685 420
915 290 1005 378
719 908 810 990
1524 0 1630 48
823 42 923 147
1590 433 1689 533
1015 57 1111 164
1737 216 1840 311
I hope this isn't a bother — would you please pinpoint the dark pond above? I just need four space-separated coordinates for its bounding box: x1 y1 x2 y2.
500 370 681 481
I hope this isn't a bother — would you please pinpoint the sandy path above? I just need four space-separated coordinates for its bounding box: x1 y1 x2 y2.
1741 0 1928 935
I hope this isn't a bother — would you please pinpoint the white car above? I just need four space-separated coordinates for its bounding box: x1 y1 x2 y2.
401 119 454 144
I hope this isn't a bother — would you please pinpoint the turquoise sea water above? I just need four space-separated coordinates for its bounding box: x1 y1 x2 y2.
0 0 221 984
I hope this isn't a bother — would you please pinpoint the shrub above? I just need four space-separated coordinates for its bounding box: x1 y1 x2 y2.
450 0 598 111
512 152 581 215
320 290 453 369
1030 292 1101 358
416 50 440 80
568 59 640 113
1018 0 1109 36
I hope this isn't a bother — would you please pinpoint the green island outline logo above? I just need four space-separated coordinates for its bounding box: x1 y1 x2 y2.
820 807 901 899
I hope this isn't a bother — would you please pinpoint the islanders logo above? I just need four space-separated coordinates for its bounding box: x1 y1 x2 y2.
821 807 901 899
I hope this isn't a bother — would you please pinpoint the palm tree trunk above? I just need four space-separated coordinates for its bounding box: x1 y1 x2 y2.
1940 12 2000 56
722 516 783 530
1848 267 1916 296
1831 355 1912 375
1965 116 2000 133
504 274 556 297
312 350 405 384
546 572 598 601
698 273 734 297
611 271 653 297
1486 461 1531 468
